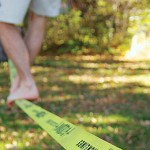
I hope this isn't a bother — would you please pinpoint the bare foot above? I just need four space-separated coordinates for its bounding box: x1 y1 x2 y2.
10 75 20 93
7 83 39 107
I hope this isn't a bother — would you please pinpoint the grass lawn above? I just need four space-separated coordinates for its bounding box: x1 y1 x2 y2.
0 54 150 150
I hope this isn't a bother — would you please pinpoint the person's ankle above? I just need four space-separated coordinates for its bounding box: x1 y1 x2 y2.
21 79 37 89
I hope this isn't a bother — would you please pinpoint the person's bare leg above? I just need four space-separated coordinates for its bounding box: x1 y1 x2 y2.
10 27 26 93
0 22 39 104
11 12 47 92
25 11 47 64
10 74 20 93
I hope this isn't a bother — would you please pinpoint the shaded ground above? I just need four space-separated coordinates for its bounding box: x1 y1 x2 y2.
0 54 150 150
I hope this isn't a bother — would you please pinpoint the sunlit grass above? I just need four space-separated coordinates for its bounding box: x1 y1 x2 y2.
0 55 150 150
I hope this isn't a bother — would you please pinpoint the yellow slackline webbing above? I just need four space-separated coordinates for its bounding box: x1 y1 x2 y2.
9 60 122 150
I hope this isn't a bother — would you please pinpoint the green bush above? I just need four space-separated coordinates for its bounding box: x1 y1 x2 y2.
43 0 150 55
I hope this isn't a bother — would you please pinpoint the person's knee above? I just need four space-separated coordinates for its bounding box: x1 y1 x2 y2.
29 11 47 22
0 22 16 32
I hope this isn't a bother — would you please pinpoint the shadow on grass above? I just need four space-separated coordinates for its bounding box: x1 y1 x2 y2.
0 55 150 150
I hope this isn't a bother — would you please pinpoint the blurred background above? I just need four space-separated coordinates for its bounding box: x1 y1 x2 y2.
43 0 150 58
0 0 150 150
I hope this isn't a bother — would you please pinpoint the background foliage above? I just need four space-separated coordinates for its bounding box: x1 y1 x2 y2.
43 0 150 55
